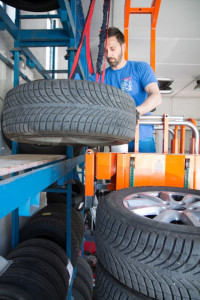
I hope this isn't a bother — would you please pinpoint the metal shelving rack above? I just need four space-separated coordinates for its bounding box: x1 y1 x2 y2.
0 1 88 299
0 0 89 83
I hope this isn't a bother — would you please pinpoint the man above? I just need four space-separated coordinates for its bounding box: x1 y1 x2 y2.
92 27 162 152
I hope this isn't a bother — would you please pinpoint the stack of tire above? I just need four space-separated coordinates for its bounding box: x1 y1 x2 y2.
0 238 70 300
20 202 84 267
72 256 93 300
18 200 94 299
95 186 200 300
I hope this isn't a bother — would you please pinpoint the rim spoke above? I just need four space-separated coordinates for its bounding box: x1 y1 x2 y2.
181 211 200 227
126 198 165 208
153 210 180 223
131 206 164 216
187 202 200 211
124 190 200 227
127 193 167 204
182 194 200 205
158 191 172 202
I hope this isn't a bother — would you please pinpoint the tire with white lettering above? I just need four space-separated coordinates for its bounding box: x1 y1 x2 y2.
2 79 137 146
95 186 200 300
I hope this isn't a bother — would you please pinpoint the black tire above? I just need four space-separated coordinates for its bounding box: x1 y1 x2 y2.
47 179 85 210
96 262 153 300
72 288 85 300
95 186 200 300
1 0 59 12
33 203 84 248
5 257 66 300
0 264 60 300
72 277 92 300
2 79 137 146
0 283 34 300
76 256 93 297
10 238 69 266
20 216 79 266
6 245 69 296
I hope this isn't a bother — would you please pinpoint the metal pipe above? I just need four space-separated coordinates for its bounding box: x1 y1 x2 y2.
140 119 199 154
140 115 184 121
154 126 174 137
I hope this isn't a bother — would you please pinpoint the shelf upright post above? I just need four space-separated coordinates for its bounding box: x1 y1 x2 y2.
11 8 21 248
68 0 76 76
50 19 56 79
66 146 73 300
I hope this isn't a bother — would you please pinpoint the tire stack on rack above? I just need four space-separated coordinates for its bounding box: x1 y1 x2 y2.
0 238 71 300
20 203 84 267
19 202 94 299
72 256 93 300
95 187 200 300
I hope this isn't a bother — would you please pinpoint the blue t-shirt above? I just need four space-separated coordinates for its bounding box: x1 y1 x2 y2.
90 61 158 140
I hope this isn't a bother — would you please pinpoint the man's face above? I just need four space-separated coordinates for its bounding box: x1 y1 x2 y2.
106 36 125 68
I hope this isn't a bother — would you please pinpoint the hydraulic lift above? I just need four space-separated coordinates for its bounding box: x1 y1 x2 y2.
85 115 200 208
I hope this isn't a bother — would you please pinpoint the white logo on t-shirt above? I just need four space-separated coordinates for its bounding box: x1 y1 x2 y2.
121 77 133 92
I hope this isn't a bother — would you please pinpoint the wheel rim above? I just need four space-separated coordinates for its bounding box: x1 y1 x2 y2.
123 190 200 226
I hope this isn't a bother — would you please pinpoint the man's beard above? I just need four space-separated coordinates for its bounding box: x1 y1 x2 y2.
107 49 123 68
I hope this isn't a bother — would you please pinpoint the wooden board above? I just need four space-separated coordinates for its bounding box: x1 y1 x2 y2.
0 154 66 176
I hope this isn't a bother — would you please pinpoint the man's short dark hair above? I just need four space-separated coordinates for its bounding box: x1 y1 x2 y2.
108 27 125 45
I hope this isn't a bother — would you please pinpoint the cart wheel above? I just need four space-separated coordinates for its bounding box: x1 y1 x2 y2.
2 79 137 146
95 186 200 300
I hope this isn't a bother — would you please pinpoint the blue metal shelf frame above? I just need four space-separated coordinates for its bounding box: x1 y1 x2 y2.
0 155 84 220
0 0 90 79
0 2 89 298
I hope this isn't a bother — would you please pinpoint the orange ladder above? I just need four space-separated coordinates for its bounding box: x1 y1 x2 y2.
124 0 161 72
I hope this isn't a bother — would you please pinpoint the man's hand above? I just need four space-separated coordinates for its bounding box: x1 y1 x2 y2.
136 82 162 116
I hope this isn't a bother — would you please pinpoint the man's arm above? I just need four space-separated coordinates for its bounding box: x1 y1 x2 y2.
136 82 162 116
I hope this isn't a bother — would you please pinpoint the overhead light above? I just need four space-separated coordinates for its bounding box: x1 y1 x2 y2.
157 77 174 94
194 80 200 91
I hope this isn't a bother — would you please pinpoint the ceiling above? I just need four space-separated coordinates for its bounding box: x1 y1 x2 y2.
82 0 200 98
